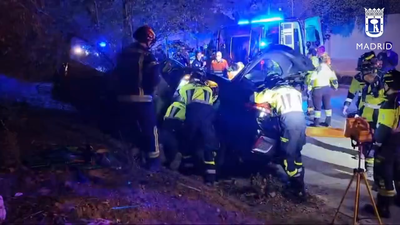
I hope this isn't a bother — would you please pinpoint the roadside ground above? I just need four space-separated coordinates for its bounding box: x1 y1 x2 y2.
1 76 398 224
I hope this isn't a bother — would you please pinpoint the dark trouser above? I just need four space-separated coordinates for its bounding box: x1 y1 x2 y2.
119 102 160 160
161 119 183 163
374 135 400 203
371 134 400 216
181 102 218 183
279 112 307 192
362 118 379 176
306 91 314 113
356 92 362 114
312 86 332 126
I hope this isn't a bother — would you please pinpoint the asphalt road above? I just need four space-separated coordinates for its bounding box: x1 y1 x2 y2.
302 87 400 224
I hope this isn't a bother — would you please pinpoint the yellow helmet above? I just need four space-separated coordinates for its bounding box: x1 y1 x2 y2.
205 80 219 103
206 80 218 88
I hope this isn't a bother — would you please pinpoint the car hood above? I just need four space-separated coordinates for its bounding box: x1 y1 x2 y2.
234 45 315 81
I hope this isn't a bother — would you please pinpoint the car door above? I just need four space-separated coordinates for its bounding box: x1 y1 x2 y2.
304 16 324 48
217 45 313 157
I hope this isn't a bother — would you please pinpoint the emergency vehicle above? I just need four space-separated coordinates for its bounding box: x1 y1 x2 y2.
217 15 324 62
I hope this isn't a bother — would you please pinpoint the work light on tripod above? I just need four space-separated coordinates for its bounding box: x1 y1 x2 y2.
332 117 382 225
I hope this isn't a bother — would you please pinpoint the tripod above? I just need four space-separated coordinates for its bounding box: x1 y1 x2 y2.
331 141 383 225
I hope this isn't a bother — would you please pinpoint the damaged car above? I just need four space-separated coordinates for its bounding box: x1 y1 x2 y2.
52 38 314 168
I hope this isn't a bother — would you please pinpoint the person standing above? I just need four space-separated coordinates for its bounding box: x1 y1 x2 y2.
317 45 331 66
211 51 229 77
377 42 398 73
192 51 206 69
363 70 400 218
308 63 338 126
305 48 319 115
114 25 161 171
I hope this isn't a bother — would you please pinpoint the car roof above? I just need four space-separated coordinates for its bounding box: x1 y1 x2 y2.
233 45 314 82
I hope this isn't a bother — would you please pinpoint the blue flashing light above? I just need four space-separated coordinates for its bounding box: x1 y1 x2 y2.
259 39 270 49
99 42 107 47
237 20 250 25
250 17 283 24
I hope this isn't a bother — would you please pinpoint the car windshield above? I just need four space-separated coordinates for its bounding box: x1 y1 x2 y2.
243 58 283 84
69 37 114 73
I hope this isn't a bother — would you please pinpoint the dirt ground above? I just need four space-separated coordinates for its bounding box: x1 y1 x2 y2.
0 83 350 224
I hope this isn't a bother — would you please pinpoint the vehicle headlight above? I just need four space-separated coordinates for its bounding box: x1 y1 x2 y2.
73 46 83 55
72 46 89 56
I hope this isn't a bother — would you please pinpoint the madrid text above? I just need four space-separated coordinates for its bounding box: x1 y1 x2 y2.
356 42 393 50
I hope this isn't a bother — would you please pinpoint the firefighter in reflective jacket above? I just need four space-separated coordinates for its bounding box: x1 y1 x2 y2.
179 71 218 185
305 48 320 115
161 101 186 170
349 52 386 177
253 75 307 199
343 52 379 116
364 70 400 218
342 73 365 116
115 25 161 171
308 63 339 126
317 46 331 65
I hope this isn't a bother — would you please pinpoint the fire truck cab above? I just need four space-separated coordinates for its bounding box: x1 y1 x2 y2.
217 15 323 62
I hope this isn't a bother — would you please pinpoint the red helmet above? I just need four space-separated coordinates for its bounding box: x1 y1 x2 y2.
133 25 156 46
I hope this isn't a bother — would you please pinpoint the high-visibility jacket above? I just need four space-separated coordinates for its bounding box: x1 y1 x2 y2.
164 101 186 120
179 82 214 105
309 63 338 90
254 86 303 115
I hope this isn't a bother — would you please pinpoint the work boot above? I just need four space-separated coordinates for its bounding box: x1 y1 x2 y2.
204 164 217 185
323 116 331 127
146 157 161 172
364 195 392 218
306 108 314 116
179 156 195 175
169 152 182 171
312 118 320 127
204 173 216 186
284 178 307 203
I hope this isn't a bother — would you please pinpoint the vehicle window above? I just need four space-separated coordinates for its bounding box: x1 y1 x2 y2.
69 37 114 73
168 59 184 68
244 58 282 83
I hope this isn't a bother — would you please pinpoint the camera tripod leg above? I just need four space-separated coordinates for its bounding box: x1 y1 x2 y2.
331 173 356 224
353 172 361 225
361 172 383 225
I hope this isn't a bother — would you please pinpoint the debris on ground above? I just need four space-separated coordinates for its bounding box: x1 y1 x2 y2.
0 79 349 224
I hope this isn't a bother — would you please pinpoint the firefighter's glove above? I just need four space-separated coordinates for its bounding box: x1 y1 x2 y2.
342 105 349 116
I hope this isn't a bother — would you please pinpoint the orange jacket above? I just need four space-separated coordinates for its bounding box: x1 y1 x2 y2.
211 59 229 73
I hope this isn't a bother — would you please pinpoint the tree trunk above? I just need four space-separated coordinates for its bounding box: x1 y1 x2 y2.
93 0 100 29
122 0 133 47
